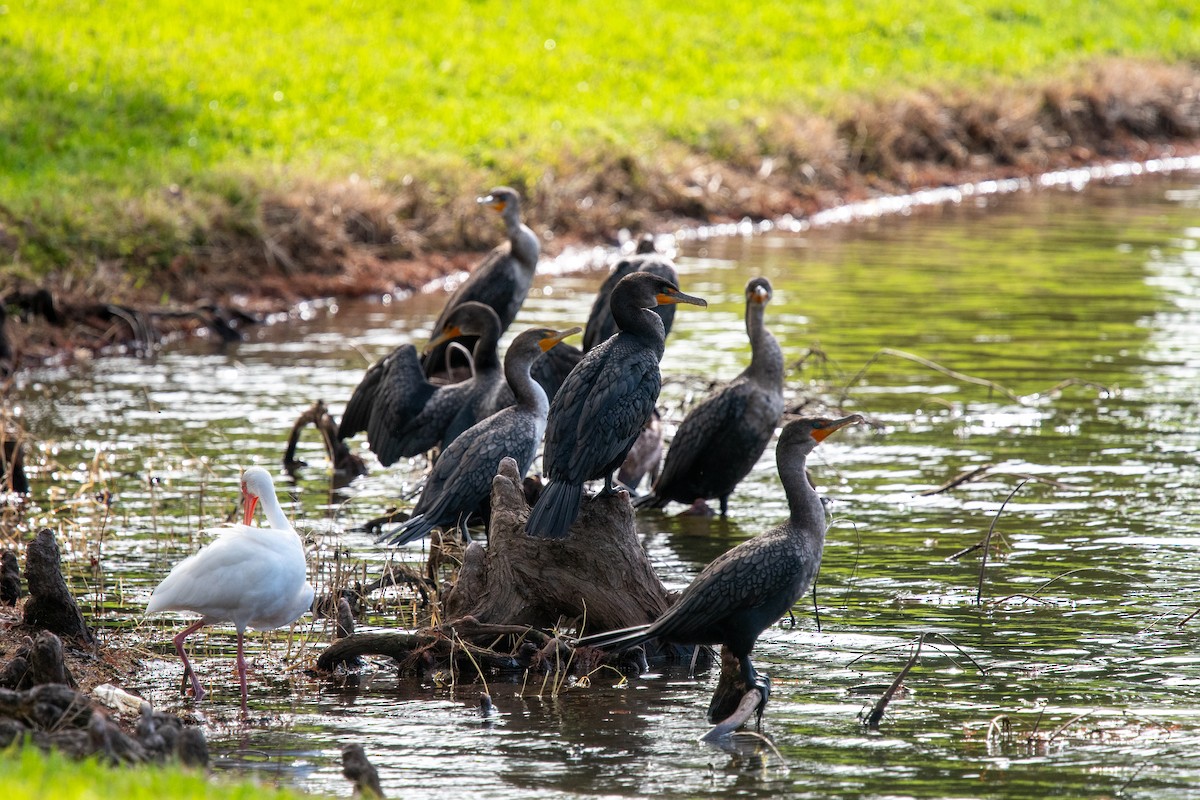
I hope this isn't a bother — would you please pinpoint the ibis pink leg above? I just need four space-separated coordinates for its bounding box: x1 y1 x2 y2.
236 628 249 714
173 619 208 701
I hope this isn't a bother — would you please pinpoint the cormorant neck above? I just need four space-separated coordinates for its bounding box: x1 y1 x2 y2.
508 220 540 271
507 351 550 414
744 301 784 388
613 303 667 346
777 443 825 531
472 322 503 371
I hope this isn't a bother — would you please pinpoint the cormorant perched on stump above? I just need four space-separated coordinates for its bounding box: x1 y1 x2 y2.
338 302 504 464
525 272 707 540
384 326 580 547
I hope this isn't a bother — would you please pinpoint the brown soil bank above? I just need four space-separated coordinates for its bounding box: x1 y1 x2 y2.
3 58 1199 371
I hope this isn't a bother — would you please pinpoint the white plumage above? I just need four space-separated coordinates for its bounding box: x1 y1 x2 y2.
147 466 314 711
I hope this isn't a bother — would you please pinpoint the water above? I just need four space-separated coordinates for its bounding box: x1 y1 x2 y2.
7 168 1200 798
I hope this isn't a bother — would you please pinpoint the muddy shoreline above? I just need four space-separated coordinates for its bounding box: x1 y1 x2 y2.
2 58 1198 374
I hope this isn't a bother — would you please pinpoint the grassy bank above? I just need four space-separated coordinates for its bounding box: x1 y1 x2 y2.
2 2 1199 303
0 745 315 800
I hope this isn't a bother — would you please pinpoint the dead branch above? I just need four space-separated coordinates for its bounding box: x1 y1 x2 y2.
865 634 923 730
283 399 367 482
976 480 1029 606
921 464 994 496
841 348 1025 405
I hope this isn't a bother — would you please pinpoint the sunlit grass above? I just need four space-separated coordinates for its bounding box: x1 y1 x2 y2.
5 1 1198 195
0 745 318 800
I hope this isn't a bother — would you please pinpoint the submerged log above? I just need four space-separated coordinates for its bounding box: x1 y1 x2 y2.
706 646 762 726
443 457 672 632
22 530 93 644
283 399 367 485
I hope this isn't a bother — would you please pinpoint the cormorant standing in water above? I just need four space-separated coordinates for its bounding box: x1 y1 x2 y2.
384 326 581 546
576 414 865 703
422 187 539 377
635 277 785 514
525 272 707 540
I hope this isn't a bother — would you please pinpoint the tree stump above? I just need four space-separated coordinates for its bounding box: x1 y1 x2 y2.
443 457 672 633
22 529 94 644
342 744 385 799
0 550 21 605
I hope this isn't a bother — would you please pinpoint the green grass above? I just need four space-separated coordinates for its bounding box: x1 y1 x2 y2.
2 0 1198 276
0 745 318 800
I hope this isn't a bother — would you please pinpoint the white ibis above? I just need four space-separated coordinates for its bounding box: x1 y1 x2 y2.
147 466 314 712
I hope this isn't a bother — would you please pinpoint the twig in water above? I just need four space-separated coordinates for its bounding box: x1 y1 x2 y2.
857 632 986 731
810 583 821 632
1027 567 1147 597
865 634 923 730
977 480 1029 606
987 593 1056 606
1044 709 1097 743
841 348 1025 406
986 714 1012 746
452 630 491 698
921 465 994 497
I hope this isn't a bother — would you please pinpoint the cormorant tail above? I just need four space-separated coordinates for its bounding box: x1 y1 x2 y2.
575 623 654 651
383 513 436 547
525 481 584 539
631 491 668 510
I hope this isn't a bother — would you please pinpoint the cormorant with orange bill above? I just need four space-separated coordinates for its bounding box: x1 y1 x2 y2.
635 277 785 515
525 272 707 539
422 187 539 377
384 326 581 546
576 414 866 706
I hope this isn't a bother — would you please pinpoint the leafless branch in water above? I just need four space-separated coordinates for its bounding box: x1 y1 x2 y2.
841 348 1024 405
921 464 995 496
860 632 987 731
839 348 1115 406
1028 568 1148 598
977 480 1029 606
864 634 923 730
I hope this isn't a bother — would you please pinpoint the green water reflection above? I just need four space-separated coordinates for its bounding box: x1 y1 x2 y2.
7 172 1200 798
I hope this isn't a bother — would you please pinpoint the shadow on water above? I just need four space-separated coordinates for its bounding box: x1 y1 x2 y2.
8 169 1200 797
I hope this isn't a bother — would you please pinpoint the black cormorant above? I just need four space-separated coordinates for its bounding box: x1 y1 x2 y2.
575 414 865 699
384 326 581 546
524 272 707 540
635 277 785 515
338 302 504 464
422 187 539 377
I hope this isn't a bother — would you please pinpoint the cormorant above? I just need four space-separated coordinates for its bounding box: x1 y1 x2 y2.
635 277 785 515
338 302 504 464
525 272 707 540
384 326 581 547
483 236 668 410
582 249 678 353
422 187 539 377
575 414 865 701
